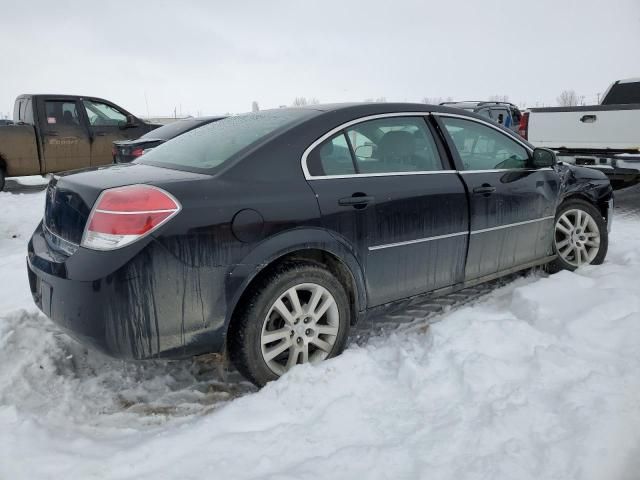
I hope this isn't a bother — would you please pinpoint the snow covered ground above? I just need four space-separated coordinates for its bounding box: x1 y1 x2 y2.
1 184 640 480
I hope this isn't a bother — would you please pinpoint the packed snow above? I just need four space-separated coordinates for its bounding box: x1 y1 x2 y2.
1 184 639 480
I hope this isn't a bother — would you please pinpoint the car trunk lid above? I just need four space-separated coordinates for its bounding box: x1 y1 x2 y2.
43 163 210 247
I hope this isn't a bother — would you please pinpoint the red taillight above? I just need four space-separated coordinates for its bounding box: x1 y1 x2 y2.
518 111 529 140
81 185 180 250
131 148 145 158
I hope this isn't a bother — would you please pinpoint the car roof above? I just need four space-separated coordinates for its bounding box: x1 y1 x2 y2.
261 102 481 117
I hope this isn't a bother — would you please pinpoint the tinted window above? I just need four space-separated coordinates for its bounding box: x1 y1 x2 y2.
602 81 640 105
307 133 355 176
140 117 222 141
83 100 127 126
345 117 442 174
45 101 80 126
139 109 314 173
493 108 509 125
442 117 529 170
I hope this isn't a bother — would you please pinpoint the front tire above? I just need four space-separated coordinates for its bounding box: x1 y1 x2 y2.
229 262 351 387
548 199 608 272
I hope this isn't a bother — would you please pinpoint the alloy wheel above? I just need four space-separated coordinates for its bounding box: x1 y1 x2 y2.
554 208 601 267
260 283 340 375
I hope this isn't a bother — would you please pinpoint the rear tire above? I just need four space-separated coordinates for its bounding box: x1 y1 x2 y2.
547 198 608 273
229 262 351 387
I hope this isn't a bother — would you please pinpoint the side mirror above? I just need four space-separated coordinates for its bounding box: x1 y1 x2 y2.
355 144 374 159
532 147 557 168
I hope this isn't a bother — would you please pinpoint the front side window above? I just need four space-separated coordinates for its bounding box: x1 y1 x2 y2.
346 117 442 174
441 117 529 171
83 100 127 127
45 101 80 126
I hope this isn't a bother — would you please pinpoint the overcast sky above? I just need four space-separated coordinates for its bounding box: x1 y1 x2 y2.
1 0 639 117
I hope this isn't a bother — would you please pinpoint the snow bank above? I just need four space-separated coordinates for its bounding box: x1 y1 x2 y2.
1 190 639 479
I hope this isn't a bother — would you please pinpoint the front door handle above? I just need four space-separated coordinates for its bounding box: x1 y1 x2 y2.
473 185 496 195
338 194 374 208
94 132 107 137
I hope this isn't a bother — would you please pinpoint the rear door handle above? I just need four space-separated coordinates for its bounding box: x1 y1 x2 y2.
472 185 496 195
338 195 374 207
580 114 597 123
94 132 107 136
46 131 59 136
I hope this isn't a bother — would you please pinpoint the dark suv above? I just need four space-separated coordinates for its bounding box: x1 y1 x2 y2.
27 103 612 387
440 101 523 134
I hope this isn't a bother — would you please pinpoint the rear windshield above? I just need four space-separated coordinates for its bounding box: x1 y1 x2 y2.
140 117 223 141
602 81 640 105
138 109 315 173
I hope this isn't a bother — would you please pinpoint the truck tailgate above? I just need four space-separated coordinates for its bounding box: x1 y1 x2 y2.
528 105 640 151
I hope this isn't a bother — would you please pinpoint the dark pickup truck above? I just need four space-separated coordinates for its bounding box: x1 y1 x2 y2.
0 94 159 190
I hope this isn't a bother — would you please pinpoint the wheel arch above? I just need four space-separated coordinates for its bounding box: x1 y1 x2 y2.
224 228 367 349
560 191 610 222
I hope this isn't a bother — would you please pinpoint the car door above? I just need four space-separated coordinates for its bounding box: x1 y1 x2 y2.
81 99 145 166
435 114 560 280
304 114 469 307
38 99 91 173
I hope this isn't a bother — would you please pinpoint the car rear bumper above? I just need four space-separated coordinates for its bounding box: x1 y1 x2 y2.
27 221 229 360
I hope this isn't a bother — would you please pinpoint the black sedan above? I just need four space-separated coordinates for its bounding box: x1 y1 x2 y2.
28 103 613 386
112 116 225 163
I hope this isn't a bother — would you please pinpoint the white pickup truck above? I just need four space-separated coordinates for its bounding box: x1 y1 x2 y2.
521 78 640 189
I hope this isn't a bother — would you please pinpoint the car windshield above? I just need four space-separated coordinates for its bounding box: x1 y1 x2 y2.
139 117 224 141
138 109 315 173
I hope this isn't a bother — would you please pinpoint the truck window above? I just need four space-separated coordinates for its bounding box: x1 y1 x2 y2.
83 100 127 127
601 81 640 105
45 101 80 126
23 99 34 124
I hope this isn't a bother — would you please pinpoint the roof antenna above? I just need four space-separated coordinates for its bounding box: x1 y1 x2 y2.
144 91 150 119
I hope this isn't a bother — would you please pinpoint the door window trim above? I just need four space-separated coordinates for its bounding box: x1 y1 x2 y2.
302 112 455 180
302 111 537 180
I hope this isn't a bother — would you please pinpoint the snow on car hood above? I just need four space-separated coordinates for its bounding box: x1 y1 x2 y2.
1 188 640 479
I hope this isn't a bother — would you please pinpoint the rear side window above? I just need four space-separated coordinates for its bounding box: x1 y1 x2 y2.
306 116 443 177
45 101 80 126
307 133 355 176
346 117 443 174
139 110 314 173
602 81 640 105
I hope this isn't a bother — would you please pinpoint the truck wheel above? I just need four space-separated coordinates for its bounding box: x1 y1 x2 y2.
229 262 351 387
547 199 608 273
